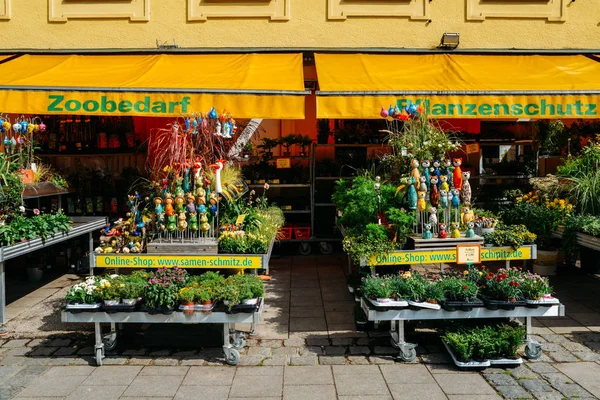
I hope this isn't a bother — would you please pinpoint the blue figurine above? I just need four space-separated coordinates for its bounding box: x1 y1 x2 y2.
408 177 418 210
451 188 461 208
433 160 441 189
388 105 394 117
439 189 449 209
183 168 191 193
208 107 218 120
421 160 431 191
444 159 453 188
185 118 191 132
423 223 433 239
465 222 475 238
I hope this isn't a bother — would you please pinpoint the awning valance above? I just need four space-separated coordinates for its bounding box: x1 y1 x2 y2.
315 53 600 119
0 53 307 119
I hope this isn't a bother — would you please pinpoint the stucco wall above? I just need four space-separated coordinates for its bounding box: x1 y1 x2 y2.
0 0 598 50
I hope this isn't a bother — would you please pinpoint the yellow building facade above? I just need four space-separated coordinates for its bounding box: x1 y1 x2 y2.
0 0 598 51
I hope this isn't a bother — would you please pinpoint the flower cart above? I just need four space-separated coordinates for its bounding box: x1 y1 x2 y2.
62 299 263 366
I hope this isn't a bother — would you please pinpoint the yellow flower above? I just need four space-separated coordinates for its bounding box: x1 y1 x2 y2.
478 271 483 276
119 284 125 288
105 282 111 288
463 270 469 276
402 272 411 279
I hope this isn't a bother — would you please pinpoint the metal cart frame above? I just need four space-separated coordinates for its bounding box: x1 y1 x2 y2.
360 298 565 362
62 299 263 366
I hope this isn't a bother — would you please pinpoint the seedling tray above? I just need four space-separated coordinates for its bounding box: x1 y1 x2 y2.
441 299 485 312
481 296 526 311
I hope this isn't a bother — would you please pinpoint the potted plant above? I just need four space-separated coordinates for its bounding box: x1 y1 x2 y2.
438 277 483 311
217 280 241 310
258 138 279 160
362 275 392 305
143 267 188 314
241 141 255 160
280 134 299 157
119 278 145 306
65 277 100 309
520 273 558 307
297 134 313 157
196 286 214 311
480 268 525 310
96 277 120 306
178 287 197 315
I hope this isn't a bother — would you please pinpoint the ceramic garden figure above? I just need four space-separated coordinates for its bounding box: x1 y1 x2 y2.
423 223 433 239
439 189 449 209
461 171 472 204
189 213 198 231
197 188 206 205
186 194 196 214
418 176 427 193
410 159 421 185
465 221 475 238
167 214 177 232
200 212 210 234
430 177 439 206
429 207 438 226
165 193 175 216
175 192 185 213
417 191 427 212
157 213 166 231
452 158 463 189
451 188 460 208
183 167 191 193
408 177 418 210
438 223 447 239
177 211 188 232
443 159 453 187
450 222 461 238
440 175 450 192
432 160 441 189
421 160 431 191
461 206 474 226
154 196 164 215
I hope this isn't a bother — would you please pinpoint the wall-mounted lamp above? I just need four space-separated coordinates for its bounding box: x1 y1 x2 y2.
438 32 460 49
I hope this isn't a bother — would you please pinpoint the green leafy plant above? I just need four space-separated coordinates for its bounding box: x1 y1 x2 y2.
96 277 121 301
443 332 473 362
386 208 416 244
423 281 444 303
482 224 536 250
297 134 313 155
362 275 392 299
439 277 479 302
342 224 396 267
177 287 197 303
280 134 300 155
481 268 522 301
119 278 146 300
501 202 557 249
520 273 552 300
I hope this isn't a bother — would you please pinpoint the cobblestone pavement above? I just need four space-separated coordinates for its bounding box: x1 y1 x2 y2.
1 254 599 399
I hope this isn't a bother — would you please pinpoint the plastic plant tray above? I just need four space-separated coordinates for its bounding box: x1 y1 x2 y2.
441 299 485 312
489 357 523 366
408 301 442 310
178 302 217 312
66 303 102 312
526 297 560 308
442 339 490 369
368 298 409 308
101 303 138 313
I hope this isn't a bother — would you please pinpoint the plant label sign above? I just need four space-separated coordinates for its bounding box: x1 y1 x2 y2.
465 143 480 154
456 244 481 264
276 158 291 169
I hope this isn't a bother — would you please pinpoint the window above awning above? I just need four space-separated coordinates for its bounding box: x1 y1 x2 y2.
315 53 600 119
0 53 307 118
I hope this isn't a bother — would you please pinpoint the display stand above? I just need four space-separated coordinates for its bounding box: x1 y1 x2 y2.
0 216 107 326
62 298 264 366
360 298 564 362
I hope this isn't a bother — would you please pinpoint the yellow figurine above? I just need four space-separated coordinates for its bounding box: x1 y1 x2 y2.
417 191 427 212
410 159 421 186
450 222 461 238
461 206 474 226
440 175 450 192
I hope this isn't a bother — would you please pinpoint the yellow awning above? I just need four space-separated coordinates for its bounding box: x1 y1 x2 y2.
315 53 600 119
0 54 307 118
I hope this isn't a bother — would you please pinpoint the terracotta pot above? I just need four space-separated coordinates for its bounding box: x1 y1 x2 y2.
201 300 213 312
181 301 195 315
20 169 34 184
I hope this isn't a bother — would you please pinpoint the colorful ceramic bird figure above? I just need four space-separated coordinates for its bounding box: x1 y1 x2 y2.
380 107 389 118
450 222 461 238
461 171 472 205
429 207 438 226
438 223 447 239
440 175 450 192
183 167 191 193
443 159 453 187
430 177 439 207
388 105 394 117
408 177 418 210
421 160 431 190
453 158 463 189
433 160 441 189
465 221 475 238
417 191 427 212
423 223 433 240
208 107 217 120
439 189 449 209
208 160 225 194
451 189 460 208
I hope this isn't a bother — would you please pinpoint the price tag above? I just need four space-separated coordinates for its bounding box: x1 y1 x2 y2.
235 214 246 225
456 244 481 264
465 143 480 154
276 158 291 169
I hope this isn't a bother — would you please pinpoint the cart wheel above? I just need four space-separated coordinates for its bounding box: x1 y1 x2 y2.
103 337 117 352
390 338 400 349
319 242 333 255
225 349 241 366
232 336 247 349
399 347 417 362
298 242 312 255
525 343 542 360
95 348 104 366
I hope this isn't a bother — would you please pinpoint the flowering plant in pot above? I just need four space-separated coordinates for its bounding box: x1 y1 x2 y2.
438 277 482 311
227 274 264 304
65 277 99 305
481 268 524 309
195 287 215 311
178 287 197 315
96 278 121 306
362 275 392 303
118 278 145 306
143 267 188 313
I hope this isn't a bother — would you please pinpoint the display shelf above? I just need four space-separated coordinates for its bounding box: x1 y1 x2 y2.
39 152 142 157
249 184 310 188
282 210 310 214
315 203 335 207
478 175 532 180
22 183 73 199
552 228 600 251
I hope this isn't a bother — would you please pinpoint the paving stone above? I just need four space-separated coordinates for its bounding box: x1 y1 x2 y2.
174 385 230 400
583 341 600 351
388 383 447 400
260 339 284 348
148 349 170 356
307 338 330 347
77 346 94 356
560 341 591 352
3 339 29 348
0 339 6 347
248 347 272 357
420 352 452 364
236 366 284 376
348 346 370 355
331 338 353 346
5 347 30 356
83 365 142 386
541 343 565 352
552 382 594 398
273 347 298 356
47 358 76 366
484 373 518 386
263 355 291 366
284 337 306 347
283 384 337 400
380 364 435 384
284 365 333 385
526 353 553 363
66 384 127 400
540 334 569 343
355 338 371 346
510 365 538 379
495 385 533 399
319 356 347 365
140 366 189 376
48 339 71 347
17 375 88 397
324 346 346 356
347 356 370 365
179 357 208 366
121 349 146 356
238 355 265 366
334 370 390 396
42 366 95 376
53 347 77 356
290 355 318 365
299 346 324 356
101 357 129 365
520 378 554 393
549 351 579 362
368 356 395 364
172 350 197 357
373 346 399 356
573 351 600 361
21 357 50 366
230 374 283 397
182 366 235 385
531 391 564 400
434 374 497 395
127 357 153 365
122 375 183 397
555 361 600 398
0 356 25 366
25 339 46 348
152 357 181 366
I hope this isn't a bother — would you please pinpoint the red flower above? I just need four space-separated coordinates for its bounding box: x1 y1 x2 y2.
462 285 468 290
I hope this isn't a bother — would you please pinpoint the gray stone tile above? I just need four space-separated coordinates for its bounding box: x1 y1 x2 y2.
290 307 325 318
284 366 333 385
273 347 298 356
237 356 266 366
65 385 126 400
128 357 154 366
139 366 189 376
174 385 229 400
306 338 329 347
283 384 337 400
483 373 518 386
539 334 570 343
549 351 579 362
348 346 370 355
4 340 29 348
16 375 87 397
284 337 306 347
495 385 532 399
333 365 382 375
235 366 284 376
446 397 501 400
552 382 594 398
259 340 284 348
82 365 142 386
388 383 447 400
509 366 538 379
290 355 318 365
420 352 452 364
573 351 600 361
555 361 600 397
230 375 283 398
324 346 346 356
368 356 395 365
101 357 129 365
531 392 564 400
347 356 370 365
47 358 76 366
152 357 181 366
520 378 554 393
299 346 324 356
338 396 393 400
182 366 235 386
48 339 71 347
434 374 496 395
560 341 592 352
263 355 291 366
28 347 58 357
247 347 272 357
527 362 558 374
53 347 77 356
319 356 347 365
42 366 95 376
334 372 390 396
380 364 435 384
290 318 327 332
121 375 183 397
